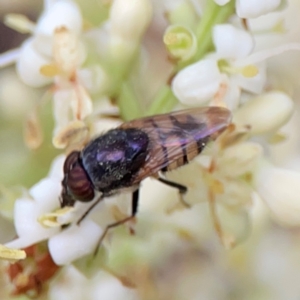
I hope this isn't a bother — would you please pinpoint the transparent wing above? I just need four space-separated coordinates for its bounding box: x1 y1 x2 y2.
119 107 231 184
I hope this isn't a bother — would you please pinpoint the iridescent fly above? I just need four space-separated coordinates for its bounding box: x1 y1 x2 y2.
61 107 231 241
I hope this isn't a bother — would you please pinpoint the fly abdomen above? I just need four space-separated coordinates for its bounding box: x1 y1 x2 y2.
157 114 209 172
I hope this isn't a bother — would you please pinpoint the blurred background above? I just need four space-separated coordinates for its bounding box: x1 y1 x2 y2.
2 1 300 300
0 0 58 189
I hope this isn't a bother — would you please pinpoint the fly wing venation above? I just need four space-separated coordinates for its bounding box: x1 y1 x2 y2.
119 107 231 182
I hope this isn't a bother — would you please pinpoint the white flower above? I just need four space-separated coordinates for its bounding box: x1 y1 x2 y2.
1 0 96 149
16 0 83 87
161 126 264 248
5 156 67 250
6 151 140 265
4 156 101 264
172 24 265 109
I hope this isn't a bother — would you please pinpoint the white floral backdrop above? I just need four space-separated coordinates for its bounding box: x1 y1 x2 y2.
1 0 300 299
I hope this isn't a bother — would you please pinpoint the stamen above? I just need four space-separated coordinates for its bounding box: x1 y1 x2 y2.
24 110 43 150
40 64 60 77
219 59 258 78
241 65 259 77
4 14 35 34
38 207 74 227
0 245 26 261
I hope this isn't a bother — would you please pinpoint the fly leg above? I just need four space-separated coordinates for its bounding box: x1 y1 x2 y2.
158 177 190 208
93 189 139 256
77 194 105 225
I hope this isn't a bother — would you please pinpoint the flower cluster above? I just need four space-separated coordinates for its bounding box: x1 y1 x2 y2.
1 0 300 298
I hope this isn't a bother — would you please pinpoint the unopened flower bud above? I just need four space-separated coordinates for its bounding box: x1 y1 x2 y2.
163 25 197 61
253 160 300 226
110 0 152 41
218 142 263 177
233 91 293 135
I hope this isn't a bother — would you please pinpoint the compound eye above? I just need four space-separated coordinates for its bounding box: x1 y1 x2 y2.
67 164 95 202
63 151 80 173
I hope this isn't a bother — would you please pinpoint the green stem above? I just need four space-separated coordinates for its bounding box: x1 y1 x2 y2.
117 82 142 121
103 43 141 120
194 1 220 60
178 0 236 70
117 1 236 118
147 1 236 116
146 86 178 116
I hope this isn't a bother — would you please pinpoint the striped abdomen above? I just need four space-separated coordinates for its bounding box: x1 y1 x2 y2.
149 114 210 173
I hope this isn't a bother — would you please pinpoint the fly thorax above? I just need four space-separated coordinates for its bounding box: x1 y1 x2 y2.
81 128 149 191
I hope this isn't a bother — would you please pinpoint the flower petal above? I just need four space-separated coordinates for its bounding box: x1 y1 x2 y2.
232 62 266 94
253 161 300 226
53 27 85 75
70 83 93 120
172 58 222 106
7 198 59 248
77 66 110 94
48 220 102 265
16 38 52 87
90 271 140 300
48 155 65 179
53 88 73 131
222 76 241 110
214 204 251 248
236 0 281 19
213 24 254 59
217 142 263 177
35 0 82 36
49 266 89 300
217 179 253 207
29 178 61 208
